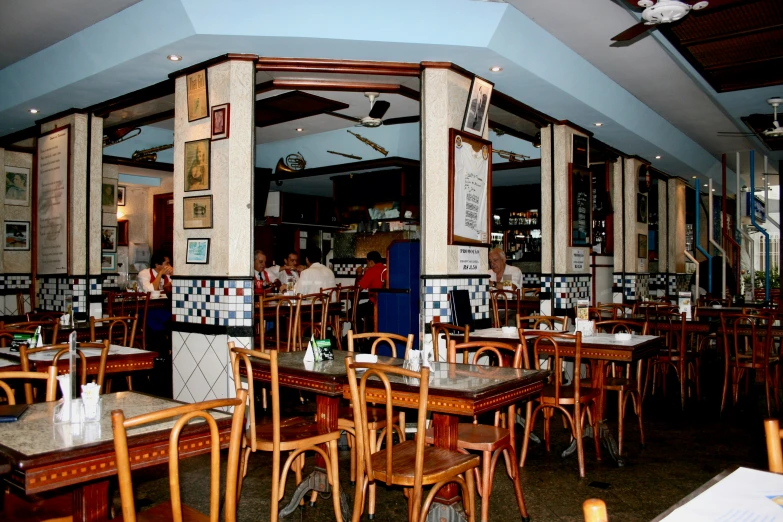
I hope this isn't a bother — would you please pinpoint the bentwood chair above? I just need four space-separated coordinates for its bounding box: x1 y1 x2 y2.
19 342 110 403
430 322 470 363
517 315 569 331
345 356 479 522
766 418 783 474
228 345 344 522
321 284 344 348
424 340 530 522
0 367 58 404
90 315 138 391
490 288 521 328
519 330 601 478
296 292 331 350
721 314 780 416
583 499 609 522
15 292 26 315
597 303 628 319
595 320 648 455
648 311 699 409
107 291 150 349
332 285 360 344
112 392 247 522
261 295 301 352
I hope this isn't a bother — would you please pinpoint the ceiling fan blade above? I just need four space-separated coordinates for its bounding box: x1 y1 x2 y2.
383 115 420 126
694 0 745 9
620 0 644 8
369 100 391 119
611 22 655 42
326 111 362 123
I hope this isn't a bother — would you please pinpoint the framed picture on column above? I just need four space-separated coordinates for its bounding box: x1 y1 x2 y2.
183 195 213 229
461 75 493 137
211 103 230 140
447 128 492 247
184 139 210 192
186 69 209 122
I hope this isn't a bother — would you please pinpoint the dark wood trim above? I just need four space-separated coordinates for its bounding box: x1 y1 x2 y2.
492 158 541 171
103 109 175 135
703 54 783 71
0 126 38 148
492 90 556 127
678 22 783 46
102 155 174 172
270 156 419 182
225 53 260 62
256 79 420 100
629 154 652 166
487 120 537 143
590 137 623 161
36 108 87 127
420 61 474 79
557 120 594 138
88 79 174 118
256 57 420 76
168 54 259 80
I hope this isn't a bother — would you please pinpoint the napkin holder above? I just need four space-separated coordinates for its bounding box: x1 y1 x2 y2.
575 318 595 337
303 336 334 363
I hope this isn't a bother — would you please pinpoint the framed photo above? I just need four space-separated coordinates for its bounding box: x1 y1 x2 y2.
638 234 648 259
569 163 592 246
186 69 209 122
102 179 117 212
184 139 210 192
117 185 126 206
101 252 117 272
5 166 30 206
461 75 494 137
447 128 492 247
183 195 213 229
4 221 30 251
117 219 129 246
101 225 117 252
211 103 230 141
186 238 210 264
637 193 648 224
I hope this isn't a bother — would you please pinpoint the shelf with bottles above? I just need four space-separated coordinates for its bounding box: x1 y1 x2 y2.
493 209 539 230
506 229 542 261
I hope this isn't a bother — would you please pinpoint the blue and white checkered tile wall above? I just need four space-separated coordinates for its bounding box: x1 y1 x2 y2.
612 273 650 301
172 279 254 327
333 261 365 277
103 275 120 290
421 277 490 324
522 273 540 287
89 278 102 296
667 273 691 295
37 277 88 313
2 274 32 292
541 275 591 310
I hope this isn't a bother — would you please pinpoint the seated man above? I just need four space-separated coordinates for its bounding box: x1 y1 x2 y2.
277 251 301 290
488 247 523 290
253 249 280 293
295 246 336 296
138 251 173 294
355 251 386 332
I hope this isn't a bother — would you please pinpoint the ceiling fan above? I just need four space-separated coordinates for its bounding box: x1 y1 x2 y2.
327 92 419 127
611 0 737 43
718 98 783 139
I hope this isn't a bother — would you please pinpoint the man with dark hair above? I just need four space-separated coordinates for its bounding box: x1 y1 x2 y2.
295 246 335 296
278 250 301 289
138 251 173 294
355 251 386 332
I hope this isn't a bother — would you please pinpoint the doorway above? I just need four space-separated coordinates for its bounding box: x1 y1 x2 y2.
153 193 174 259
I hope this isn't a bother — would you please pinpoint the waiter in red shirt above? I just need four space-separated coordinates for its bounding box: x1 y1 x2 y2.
355 251 386 332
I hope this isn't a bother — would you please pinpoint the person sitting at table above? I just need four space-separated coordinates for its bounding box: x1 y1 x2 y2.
295 246 336 296
138 251 173 294
488 248 523 290
277 251 301 289
254 249 280 293
355 251 387 332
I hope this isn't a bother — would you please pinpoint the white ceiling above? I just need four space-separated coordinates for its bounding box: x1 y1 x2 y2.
0 0 141 69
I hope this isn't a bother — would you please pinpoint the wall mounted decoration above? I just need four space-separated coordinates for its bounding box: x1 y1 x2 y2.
569 163 592 246
184 138 210 192
117 186 126 206
5 166 30 206
101 252 116 272
186 69 209 122
101 225 117 252
37 125 70 274
186 238 210 264
637 192 648 224
183 195 213 230
4 221 30 251
211 103 229 141
448 128 492 247
117 219 129 246
638 234 648 259
102 178 117 213
461 75 494 137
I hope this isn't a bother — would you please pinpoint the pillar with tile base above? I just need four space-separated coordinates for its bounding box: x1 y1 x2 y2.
37 112 104 319
170 56 256 404
539 123 592 317
667 178 690 298
419 65 491 329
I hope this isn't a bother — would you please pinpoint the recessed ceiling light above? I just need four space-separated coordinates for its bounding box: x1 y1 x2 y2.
489 66 502 72
295 128 303 132
28 108 38 114
704 184 708 187
594 122 603 127
712 189 715 192
655 155 662 159
692 176 697 179
167 54 182 62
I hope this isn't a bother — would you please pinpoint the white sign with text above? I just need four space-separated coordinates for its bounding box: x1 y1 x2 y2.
458 246 482 274
37 126 70 274
570 248 586 272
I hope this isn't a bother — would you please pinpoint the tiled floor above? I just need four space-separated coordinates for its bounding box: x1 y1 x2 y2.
121 349 780 521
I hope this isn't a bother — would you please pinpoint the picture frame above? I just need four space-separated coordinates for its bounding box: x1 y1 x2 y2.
5 166 30 206
186 69 209 122
211 103 230 141
637 193 648 224
117 219 129 247
569 163 592 246
4 221 30 251
184 139 210 192
101 225 117 252
101 179 117 212
447 128 492 247
101 252 117 272
117 185 126 206
183 195 213 229
186 238 210 264
461 75 494 137
638 234 648 259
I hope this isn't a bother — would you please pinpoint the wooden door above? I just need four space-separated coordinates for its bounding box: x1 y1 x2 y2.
153 193 174 260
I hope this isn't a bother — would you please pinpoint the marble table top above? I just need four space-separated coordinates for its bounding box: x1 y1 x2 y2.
470 328 658 347
0 344 148 362
0 391 230 458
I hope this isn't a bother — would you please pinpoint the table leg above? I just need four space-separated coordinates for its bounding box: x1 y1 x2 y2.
72 480 109 522
427 412 471 522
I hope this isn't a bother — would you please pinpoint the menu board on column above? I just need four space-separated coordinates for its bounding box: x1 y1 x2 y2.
448 128 492 247
37 126 70 274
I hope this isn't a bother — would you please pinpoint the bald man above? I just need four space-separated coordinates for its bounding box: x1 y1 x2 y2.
488 248 524 289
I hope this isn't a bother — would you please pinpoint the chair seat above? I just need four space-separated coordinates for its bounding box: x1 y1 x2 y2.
255 416 341 451
338 405 398 430
371 440 479 487
605 376 638 390
539 384 600 404
118 501 208 522
423 424 510 452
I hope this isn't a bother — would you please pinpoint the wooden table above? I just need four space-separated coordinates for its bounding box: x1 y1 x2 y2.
463 328 662 465
0 345 157 377
242 349 549 522
0 391 233 522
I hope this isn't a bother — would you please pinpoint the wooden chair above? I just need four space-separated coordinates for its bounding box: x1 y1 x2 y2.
721 314 780 416
597 303 628 319
321 284 344 348
261 295 302 352
0 367 58 404
647 311 699 409
228 345 344 522
296 292 331 350
26 311 63 322
430 322 470 363
424 340 530 522
107 291 150 349
345 356 479 522
765 418 783 474
490 288 520 328
112 392 247 522
595 320 648 456
89 315 138 347
583 499 608 522
19 341 110 403
519 330 601 478
517 315 568 331
15 292 26 315
332 285 360 343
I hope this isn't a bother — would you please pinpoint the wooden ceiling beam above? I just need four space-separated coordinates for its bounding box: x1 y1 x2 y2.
679 22 783 46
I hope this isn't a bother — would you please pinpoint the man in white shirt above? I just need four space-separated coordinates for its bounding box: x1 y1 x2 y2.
254 250 279 290
488 248 524 289
277 251 301 289
138 252 173 293
295 246 336 296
